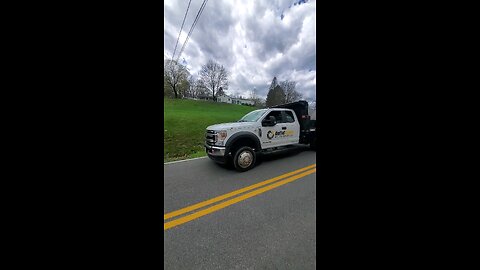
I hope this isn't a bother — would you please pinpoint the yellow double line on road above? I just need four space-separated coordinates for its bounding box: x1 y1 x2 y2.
164 164 316 231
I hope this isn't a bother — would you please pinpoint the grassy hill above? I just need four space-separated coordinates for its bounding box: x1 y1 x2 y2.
164 98 256 162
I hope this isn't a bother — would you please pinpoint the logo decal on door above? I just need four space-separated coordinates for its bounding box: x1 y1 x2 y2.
267 130 274 139
267 130 294 140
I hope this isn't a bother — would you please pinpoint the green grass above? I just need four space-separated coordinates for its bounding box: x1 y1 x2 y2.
164 98 256 162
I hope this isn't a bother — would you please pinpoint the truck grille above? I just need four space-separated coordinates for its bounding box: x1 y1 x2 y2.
205 130 217 146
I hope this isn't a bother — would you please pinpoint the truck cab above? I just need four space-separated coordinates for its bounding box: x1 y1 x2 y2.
205 100 316 172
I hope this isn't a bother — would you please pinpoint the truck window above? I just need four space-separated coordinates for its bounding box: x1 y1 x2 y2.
238 109 268 122
283 111 295 123
265 111 284 123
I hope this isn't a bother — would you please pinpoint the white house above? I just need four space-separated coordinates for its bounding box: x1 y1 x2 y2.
216 94 232 103
232 98 254 106
217 94 254 106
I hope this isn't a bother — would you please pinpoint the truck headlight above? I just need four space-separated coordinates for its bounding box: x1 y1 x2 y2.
217 130 227 141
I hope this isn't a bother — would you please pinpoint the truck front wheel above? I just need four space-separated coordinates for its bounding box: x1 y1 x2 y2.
233 146 256 172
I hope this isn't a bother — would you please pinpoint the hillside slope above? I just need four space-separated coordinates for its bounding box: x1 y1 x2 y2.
164 99 255 162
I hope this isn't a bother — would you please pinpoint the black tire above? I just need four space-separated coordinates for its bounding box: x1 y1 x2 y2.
233 146 256 172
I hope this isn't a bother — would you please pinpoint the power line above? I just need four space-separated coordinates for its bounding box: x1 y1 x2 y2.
171 0 192 61
176 0 207 62
176 0 208 63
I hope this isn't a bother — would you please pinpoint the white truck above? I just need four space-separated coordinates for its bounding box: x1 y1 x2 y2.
205 100 317 172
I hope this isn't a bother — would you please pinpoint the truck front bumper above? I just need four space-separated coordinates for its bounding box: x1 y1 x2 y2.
205 144 228 164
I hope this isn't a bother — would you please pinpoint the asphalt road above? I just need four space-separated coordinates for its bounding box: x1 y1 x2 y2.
164 146 317 269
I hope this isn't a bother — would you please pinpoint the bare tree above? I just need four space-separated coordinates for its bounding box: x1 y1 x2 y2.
184 76 195 98
254 98 266 108
177 78 190 98
199 60 229 100
249 89 254 100
251 93 266 108
249 87 263 107
280 80 302 103
164 59 189 99
195 78 209 97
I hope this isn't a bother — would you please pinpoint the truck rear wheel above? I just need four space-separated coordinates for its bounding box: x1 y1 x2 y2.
233 146 256 172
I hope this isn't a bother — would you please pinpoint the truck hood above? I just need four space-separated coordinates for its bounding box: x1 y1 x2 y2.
207 122 257 131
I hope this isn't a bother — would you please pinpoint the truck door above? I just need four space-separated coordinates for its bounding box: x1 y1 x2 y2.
281 110 300 145
260 110 285 148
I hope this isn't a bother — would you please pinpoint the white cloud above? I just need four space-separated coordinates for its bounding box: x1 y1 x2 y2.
164 0 316 101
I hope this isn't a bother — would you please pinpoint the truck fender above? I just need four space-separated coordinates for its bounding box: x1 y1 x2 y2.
225 132 261 156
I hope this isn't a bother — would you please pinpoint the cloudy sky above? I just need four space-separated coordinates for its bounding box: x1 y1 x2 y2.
164 0 316 101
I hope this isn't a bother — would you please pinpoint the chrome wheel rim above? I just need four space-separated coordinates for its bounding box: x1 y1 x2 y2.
238 151 253 168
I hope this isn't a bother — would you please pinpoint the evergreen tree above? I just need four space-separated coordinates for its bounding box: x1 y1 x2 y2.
266 85 286 106
268 76 278 93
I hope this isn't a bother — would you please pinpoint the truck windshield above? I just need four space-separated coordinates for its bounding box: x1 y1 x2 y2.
238 109 268 122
